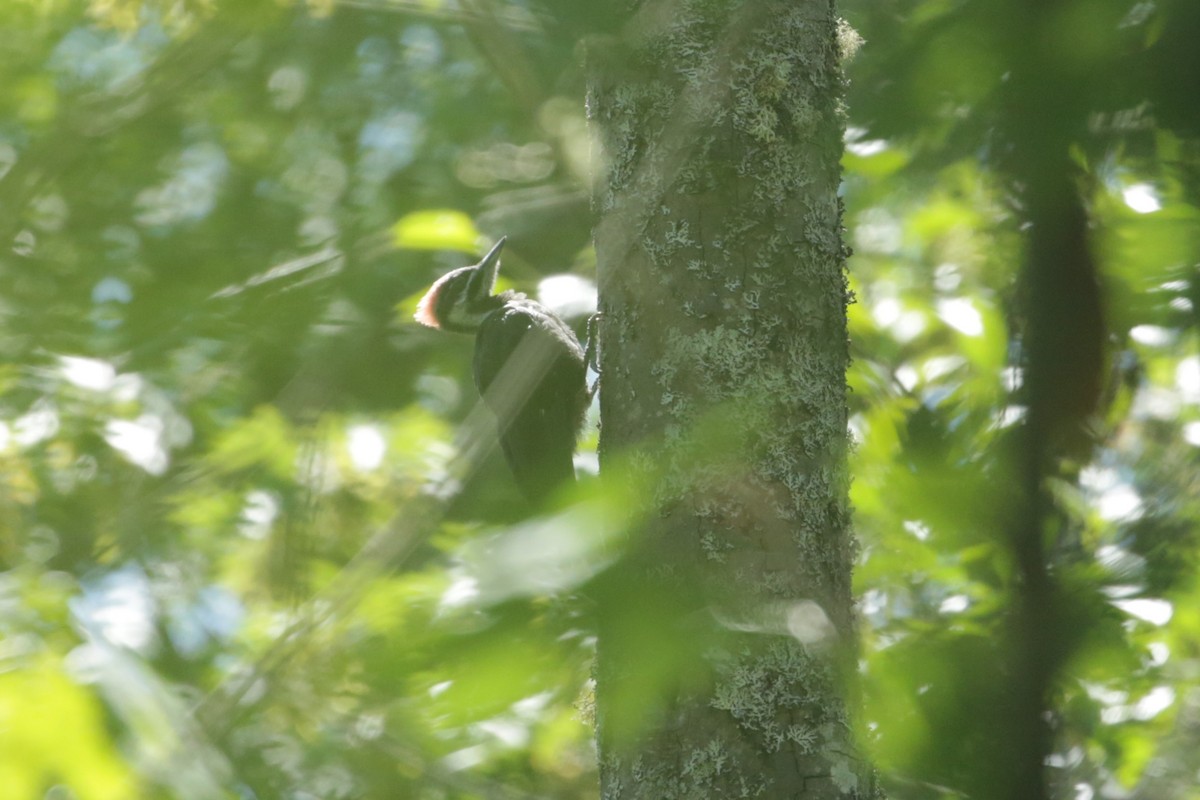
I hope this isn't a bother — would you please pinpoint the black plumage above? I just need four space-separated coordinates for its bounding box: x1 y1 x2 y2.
415 238 589 503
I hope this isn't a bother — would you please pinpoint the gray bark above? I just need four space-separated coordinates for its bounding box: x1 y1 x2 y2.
588 1 875 797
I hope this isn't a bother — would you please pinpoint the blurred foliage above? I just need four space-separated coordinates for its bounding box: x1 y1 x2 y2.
0 0 1198 799
844 0 1200 798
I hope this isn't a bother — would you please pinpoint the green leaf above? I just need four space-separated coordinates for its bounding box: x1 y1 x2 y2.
208 405 297 479
392 210 480 252
0 658 135 800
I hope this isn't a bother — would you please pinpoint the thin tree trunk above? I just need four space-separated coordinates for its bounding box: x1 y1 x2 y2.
588 1 875 797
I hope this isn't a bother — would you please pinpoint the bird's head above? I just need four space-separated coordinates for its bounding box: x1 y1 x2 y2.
414 236 507 333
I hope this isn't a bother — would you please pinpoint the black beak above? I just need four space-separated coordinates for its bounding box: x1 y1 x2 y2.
467 236 507 301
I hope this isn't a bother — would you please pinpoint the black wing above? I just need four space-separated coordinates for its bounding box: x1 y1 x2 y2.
473 298 587 503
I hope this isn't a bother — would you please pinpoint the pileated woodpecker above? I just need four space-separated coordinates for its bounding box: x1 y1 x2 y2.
414 237 589 503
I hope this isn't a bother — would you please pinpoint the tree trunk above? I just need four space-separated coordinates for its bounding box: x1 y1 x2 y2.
588 1 874 797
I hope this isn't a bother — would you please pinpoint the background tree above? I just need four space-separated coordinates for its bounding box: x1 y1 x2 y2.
846 1 1200 798
0 1 1199 799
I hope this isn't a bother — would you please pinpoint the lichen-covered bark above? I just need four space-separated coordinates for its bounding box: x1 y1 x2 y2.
589 1 874 797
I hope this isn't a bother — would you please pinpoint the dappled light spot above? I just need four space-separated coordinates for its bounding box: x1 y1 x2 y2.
14 403 59 448
347 424 386 472
1130 325 1172 347
441 575 481 608
1096 484 1144 521
60 356 117 392
537 274 597 320
1121 183 1162 214
937 297 984 337
92 276 133 304
359 110 424 178
267 65 307 111
1110 598 1172 627
854 208 903 254
71 567 157 652
1183 421 1200 446
239 490 280 540
786 600 837 646
933 263 962 292
134 143 228 227
104 415 168 475
846 137 889 157
938 595 969 614
1175 355 1200 402
1097 684 1175 724
872 296 926 342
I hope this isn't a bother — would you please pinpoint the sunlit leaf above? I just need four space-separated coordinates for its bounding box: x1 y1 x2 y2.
0 658 135 800
392 210 481 253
